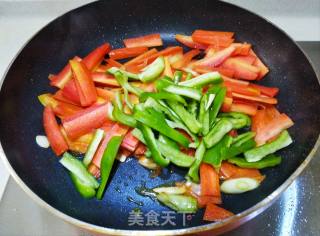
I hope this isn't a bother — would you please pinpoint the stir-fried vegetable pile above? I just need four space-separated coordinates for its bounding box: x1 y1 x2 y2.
39 30 294 221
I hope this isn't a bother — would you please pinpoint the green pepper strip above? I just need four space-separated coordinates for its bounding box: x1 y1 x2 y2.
156 193 198 213
114 71 143 96
244 130 292 162
173 71 183 84
204 118 233 148
138 123 169 167
232 131 256 147
115 90 123 111
69 172 96 199
60 153 99 189
140 91 186 105
187 100 198 119
223 138 256 159
83 129 105 167
198 94 210 136
131 128 146 144
157 141 194 167
112 101 137 128
123 88 133 110
139 56 165 82
156 79 202 101
107 67 139 80
188 141 206 182
185 72 193 81
228 154 282 169
179 72 222 88
209 87 226 127
133 106 190 147
219 112 251 127
203 135 233 168
158 134 179 150
167 101 202 134
96 136 123 199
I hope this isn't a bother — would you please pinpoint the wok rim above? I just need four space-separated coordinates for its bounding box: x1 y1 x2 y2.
0 0 319 235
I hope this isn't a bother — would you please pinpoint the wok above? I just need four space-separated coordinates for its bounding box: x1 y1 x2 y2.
0 0 319 235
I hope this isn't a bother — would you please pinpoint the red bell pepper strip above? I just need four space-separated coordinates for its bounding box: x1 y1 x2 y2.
50 56 81 89
134 143 147 156
142 46 183 65
43 107 68 156
62 103 109 140
219 162 264 181
200 163 221 197
192 30 234 46
222 58 260 80
53 89 79 106
221 97 233 112
223 80 260 96
69 59 97 107
193 45 236 69
249 50 269 79
95 64 110 73
121 130 140 152
124 48 158 67
163 57 174 77
249 84 279 97
82 43 111 71
203 203 234 221
92 124 129 167
230 102 258 116
88 163 100 178
61 79 81 105
175 34 207 49
252 106 294 146
123 33 163 48
60 127 93 154
231 43 252 56
125 61 148 74
96 88 116 101
232 55 257 65
109 47 148 60
192 29 234 39
232 92 278 104
105 58 123 68
172 49 201 69
221 75 249 86
197 196 222 208
91 72 119 87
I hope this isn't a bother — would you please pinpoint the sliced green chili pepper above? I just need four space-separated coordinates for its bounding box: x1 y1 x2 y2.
112 101 137 127
228 154 282 169
198 94 212 136
179 72 222 88
209 87 226 127
131 128 146 144
158 134 179 150
204 118 233 148
219 112 251 128
138 123 169 167
114 71 143 96
123 88 133 110
108 67 139 80
96 136 123 199
156 79 202 101
188 141 206 182
187 100 199 119
165 119 199 148
60 152 99 189
173 71 183 83
156 193 198 213
185 72 193 81
133 106 190 147
70 172 96 199
223 138 256 159
167 101 202 134
83 129 105 167
203 135 232 168
140 91 186 105
244 130 292 162
157 141 194 167
139 56 165 82
232 131 256 147
115 90 123 111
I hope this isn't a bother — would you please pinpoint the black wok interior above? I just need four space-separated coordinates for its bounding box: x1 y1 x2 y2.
0 0 319 231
